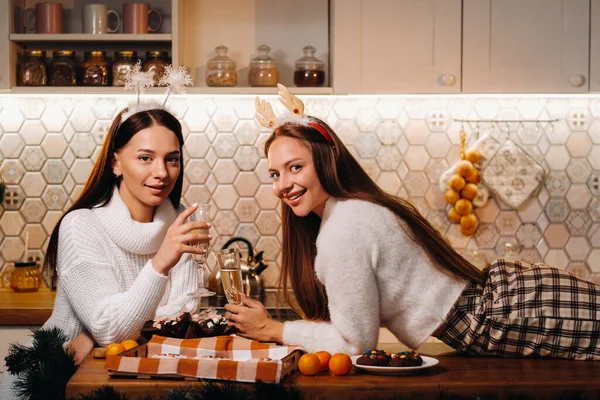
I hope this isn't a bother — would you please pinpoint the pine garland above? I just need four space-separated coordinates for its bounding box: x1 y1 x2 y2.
4 327 78 400
80 384 591 400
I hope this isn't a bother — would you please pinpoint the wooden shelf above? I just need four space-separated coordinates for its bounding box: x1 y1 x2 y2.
10 33 172 43
6 86 334 95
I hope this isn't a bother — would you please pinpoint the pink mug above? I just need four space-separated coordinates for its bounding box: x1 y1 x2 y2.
123 3 163 34
23 2 63 34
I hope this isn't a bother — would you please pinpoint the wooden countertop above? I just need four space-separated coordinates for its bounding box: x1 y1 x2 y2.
0 289 294 326
66 342 600 399
0 288 55 325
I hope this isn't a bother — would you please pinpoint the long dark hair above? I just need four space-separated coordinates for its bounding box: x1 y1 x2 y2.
265 117 485 321
44 108 184 288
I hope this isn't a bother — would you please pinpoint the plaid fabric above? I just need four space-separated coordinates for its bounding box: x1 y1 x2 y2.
438 259 600 360
105 335 304 383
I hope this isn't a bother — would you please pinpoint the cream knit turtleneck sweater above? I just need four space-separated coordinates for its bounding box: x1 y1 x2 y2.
44 186 200 346
281 197 468 355
1 187 200 398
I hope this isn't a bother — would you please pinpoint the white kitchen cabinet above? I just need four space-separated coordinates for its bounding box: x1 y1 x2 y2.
1 0 330 94
590 0 600 92
463 0 590 93
331 0 462 94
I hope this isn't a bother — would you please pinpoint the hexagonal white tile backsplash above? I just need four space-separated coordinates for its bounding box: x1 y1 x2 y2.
1 95 600 288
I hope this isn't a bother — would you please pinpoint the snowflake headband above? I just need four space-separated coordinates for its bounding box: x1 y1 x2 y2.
255 84 335 147
120 61 193 123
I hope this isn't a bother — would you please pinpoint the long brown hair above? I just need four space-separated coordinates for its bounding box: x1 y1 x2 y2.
44 108 185 288
264 117 485 321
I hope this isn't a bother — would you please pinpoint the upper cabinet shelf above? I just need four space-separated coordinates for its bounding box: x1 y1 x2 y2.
2 0 599 94
0 0 331 94
9 34 173 43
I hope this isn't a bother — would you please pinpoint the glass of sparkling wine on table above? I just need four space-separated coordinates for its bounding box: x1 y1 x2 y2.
217 248 244 305
188 204 215 298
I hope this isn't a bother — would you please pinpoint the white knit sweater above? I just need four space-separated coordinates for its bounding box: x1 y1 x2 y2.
0 187 199 398
45 186 200 346
282 197 468 354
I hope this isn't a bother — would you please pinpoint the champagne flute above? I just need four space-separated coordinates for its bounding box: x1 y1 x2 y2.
217 248 244 305
188 204 215 298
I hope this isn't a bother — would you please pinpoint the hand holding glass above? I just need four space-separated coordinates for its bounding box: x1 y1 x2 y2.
187 204 215 298
217 248 244 305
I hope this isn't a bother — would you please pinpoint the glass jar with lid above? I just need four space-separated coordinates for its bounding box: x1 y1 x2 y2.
49 50 77 86
19 50 47 86
294 45 325 87
7 261 41 292
81 50 109 86
206 45 237 87
113 51 138 86
143 51 169 85
248 44 279 87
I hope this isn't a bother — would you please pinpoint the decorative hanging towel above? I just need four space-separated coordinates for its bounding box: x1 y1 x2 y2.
480 140 546 209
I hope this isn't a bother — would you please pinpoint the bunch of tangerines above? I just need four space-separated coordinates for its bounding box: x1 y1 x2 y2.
444 131 482 236
298 351 352 376
105 339 139 357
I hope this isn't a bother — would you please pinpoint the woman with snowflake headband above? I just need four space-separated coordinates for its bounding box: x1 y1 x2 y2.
224 84 600 360
0 64 209 399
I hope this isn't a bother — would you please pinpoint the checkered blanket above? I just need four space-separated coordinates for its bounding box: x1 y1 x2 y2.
438 259 600 360
105 335 304 383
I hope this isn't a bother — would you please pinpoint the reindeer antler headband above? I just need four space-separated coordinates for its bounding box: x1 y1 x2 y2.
255 84 335 147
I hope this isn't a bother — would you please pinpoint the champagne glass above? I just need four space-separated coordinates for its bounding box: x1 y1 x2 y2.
188 204 215 298
217 248 244 305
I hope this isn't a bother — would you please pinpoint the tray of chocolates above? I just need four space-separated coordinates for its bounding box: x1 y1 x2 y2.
141 308 237 340
351 349 439 375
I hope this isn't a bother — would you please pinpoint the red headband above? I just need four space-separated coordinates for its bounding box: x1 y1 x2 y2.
308 122 335 148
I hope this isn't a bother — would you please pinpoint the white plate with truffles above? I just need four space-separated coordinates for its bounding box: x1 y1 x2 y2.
351 355 439 375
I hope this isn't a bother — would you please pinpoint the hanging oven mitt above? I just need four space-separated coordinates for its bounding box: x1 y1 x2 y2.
480 139 546 209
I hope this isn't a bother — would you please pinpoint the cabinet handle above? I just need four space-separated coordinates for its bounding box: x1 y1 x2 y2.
569 75 586 88
438 74 456 87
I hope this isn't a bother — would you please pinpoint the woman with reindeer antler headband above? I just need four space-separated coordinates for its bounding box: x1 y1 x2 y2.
0 64 211 399
225 84 600 360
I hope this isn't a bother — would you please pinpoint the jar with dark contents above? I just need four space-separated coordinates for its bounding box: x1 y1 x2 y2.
248 44 279 87
143 51 169 86
81 51 109 86
206 45 237 87
112 50 138 86
19 50 47 86
294 45 325 87
49 50 77 86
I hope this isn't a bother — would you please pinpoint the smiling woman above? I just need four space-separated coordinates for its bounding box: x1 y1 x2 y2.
225 85 600 362
0 108 213 398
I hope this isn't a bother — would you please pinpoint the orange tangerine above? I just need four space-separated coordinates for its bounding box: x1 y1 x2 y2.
465 149 481 164
445 189 460 205
456 160 476 178
461 184 478 201
315 351 332 372
329 353 352 376
448 174 466 191
121 339 138 351
298 353 321 376
105 343 126 358
454 199 473 216
447 207 462 223
465 169 480 184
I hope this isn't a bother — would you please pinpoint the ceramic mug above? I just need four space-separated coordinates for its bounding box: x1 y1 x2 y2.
123 3 163 34
23 2 62 34
82 4 120 34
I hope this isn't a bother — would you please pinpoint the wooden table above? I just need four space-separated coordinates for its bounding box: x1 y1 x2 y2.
65 342 600 399
0 287 55 325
